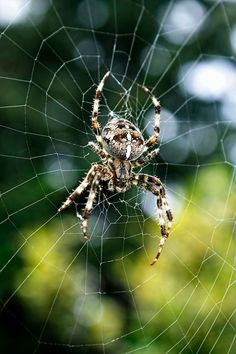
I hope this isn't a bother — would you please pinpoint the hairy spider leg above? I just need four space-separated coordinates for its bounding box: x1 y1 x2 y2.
132 174 173 265
133 147 160 168
151 185 173 265
58 165 98 212
91 71 110 148
88 141 108 162
143 86 161 151
81 175 100 239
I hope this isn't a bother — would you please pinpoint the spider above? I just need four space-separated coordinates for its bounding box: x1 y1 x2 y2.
58 71 173 265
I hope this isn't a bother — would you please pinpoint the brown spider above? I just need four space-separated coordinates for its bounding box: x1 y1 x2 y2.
58 71 173 265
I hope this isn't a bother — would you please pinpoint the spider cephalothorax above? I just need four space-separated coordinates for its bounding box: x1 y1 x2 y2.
58 71 173 265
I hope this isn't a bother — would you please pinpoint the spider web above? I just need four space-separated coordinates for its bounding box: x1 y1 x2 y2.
0 0 236 353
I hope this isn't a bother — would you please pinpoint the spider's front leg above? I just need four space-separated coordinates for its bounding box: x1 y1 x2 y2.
132 88 161 168
132 174 173 265
91 71 110 148
143 86 161 151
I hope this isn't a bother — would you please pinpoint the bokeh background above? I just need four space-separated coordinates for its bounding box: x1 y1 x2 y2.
0 0 236 353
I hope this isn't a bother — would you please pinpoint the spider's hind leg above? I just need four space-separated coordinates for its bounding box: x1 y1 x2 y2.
58 165 98 212
81 176 99 239
132 174 173 265
151 188 173 265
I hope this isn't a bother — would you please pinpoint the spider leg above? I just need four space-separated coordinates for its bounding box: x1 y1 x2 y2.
58 165 99 212
132 174 173 265
81 176 99 239
88 141 108 162
143 86 161 150
133 147 160 168
91 71 110 148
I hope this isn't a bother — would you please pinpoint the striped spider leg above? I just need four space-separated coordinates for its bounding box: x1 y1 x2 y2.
91 71 110 149
58 165 97 213
81 172 100 240
131 174 173 266
58 164 110 239
143 86 161 151
133 87 161 168
133 147 160 168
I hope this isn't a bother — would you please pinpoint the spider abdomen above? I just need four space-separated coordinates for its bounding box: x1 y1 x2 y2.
102 118 144 161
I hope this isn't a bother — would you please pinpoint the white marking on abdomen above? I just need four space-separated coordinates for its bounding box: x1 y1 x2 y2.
127 132 132 141
126 144 132 159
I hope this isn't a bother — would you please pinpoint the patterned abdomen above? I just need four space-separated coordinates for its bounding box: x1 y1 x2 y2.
102 118 145 161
